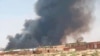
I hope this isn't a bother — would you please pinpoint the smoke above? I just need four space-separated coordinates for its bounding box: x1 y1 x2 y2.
5 19 40 49
5 0 94 50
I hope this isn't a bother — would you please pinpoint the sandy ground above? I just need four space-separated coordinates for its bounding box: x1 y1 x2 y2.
1 49 100 56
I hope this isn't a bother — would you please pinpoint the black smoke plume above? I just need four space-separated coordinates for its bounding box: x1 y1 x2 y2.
5 0 94 50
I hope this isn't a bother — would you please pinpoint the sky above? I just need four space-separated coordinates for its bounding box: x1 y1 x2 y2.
0 0 100 48
0 0 38 48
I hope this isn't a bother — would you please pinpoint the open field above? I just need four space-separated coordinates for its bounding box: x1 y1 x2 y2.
0 49 100 56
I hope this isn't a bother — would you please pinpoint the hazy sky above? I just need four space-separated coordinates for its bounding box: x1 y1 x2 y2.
0 0 100 48
0 0 37 48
